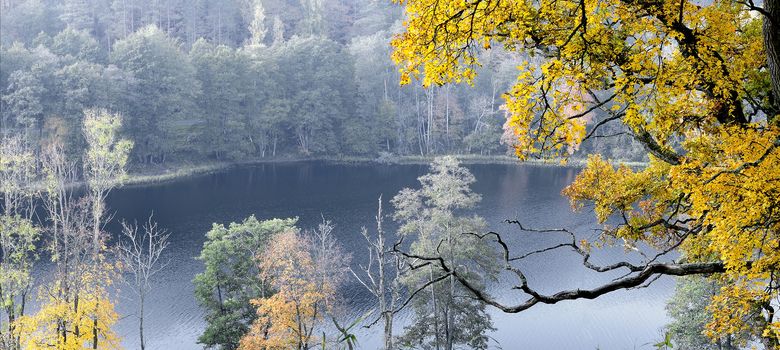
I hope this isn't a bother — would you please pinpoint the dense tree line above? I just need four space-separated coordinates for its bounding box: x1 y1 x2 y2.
1 0 645 167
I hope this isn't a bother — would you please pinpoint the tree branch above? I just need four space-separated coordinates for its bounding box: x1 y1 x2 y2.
391 221 727 316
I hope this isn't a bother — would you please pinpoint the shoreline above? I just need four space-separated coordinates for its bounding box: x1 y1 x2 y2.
119 155 648 188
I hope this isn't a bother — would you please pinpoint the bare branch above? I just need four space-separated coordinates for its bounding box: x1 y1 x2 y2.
390 220 727 316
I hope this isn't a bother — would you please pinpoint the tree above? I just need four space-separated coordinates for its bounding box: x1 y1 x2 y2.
60 0 93 32
268 35 356 156
49 28 101 62
299 0 324 36
271 16 285 46
238 222 349 350
2 70 46 139
194 216 298 349
17 141 120 349
81 108 131 349
190 40 252 160
666 276 748 350
82 108 133 256
347 31 399 155
0 135 37 217
247 0 267 47
0 135 40 350
392 0 780 346
239 229 318 350
15 264 120 350
116 216 170 350
0 0 63 44
0 215 39 350
392 156 498 350
351 196 406 350
111 25 199 163
38 143 101 350
52 62 106 150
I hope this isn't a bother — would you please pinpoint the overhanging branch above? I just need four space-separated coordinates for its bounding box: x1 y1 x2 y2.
391 221 727 315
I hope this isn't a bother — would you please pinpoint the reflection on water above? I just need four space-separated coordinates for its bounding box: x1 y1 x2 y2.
67 162 670 349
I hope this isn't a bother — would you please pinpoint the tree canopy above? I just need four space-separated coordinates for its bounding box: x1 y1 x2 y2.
392 0 780 346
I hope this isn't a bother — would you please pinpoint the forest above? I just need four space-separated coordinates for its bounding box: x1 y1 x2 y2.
0 0 645 167
2 0 780 349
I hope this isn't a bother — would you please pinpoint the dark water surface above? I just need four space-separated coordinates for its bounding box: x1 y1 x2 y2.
96 161 673 349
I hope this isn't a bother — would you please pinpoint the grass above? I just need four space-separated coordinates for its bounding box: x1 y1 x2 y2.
123 162 234 187
122 157 305 186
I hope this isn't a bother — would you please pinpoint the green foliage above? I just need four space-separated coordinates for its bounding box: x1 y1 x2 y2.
0 214 40 305
0 0 645 165
193 216 298 349
653 332 673 350
111 25 200 163
665 276 747 350
3 70 45 129
60 0 93 31
393 156 499 349
0 0 63 44
267 35 356 155
50 28 101 62
190 39 253 159
82 108 134 191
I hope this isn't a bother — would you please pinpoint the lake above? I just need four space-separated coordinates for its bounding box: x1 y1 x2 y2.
97 161 674 349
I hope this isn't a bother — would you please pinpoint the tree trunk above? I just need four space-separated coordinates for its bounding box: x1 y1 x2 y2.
445 225 454 350
445 86 450 152
765 0 780 122
429 266 441 350
74 295 80 337
383 311 393 350
92 197 102 257
92 317 98 349
140 295 145 350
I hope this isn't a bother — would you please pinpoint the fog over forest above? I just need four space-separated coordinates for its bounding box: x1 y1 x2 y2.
0 0 644 166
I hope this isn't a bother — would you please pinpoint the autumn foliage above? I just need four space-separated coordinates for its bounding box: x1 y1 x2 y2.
15 263 121 350
239 225 346 350
392 0 780 345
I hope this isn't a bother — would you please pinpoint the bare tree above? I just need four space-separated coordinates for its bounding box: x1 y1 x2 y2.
310 217 352 294
41 143 96 344
350 196 407 350
116 215 170 350
307 217 355 348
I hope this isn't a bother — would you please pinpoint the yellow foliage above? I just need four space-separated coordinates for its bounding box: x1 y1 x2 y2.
15 264 121 350
392 0 769 158
393 0 780 343
239 230 335 350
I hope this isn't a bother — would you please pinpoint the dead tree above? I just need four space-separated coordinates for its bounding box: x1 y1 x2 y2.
351 196 407 350
117 215 170 350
